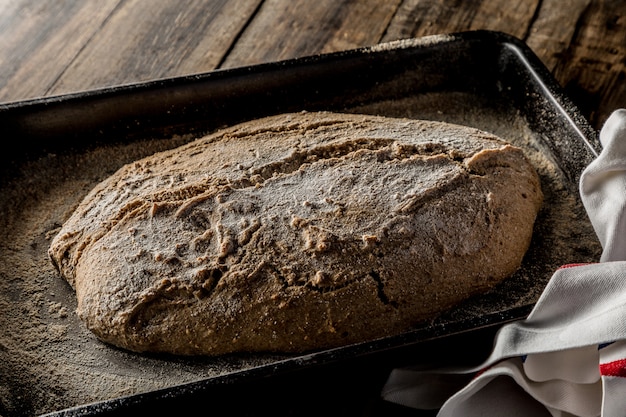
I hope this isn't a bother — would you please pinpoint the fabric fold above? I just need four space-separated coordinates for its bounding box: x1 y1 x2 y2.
382 109 626 416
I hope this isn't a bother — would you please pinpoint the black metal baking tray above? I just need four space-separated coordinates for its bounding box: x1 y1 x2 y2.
0 30 601 416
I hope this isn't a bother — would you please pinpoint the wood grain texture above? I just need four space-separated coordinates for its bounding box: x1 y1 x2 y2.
381 0 540 41
547 0 626 126
0 0 121 102
47 0 262 96
525 0 592 71
220 0 402 68
0 0 623 129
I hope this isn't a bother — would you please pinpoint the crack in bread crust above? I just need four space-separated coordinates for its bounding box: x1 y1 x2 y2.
53 137 485 274
48 111 543 356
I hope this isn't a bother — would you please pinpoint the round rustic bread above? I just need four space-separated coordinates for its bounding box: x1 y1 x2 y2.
48 111 542 355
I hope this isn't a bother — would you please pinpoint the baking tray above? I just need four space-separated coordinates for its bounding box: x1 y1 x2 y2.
0 30 602 416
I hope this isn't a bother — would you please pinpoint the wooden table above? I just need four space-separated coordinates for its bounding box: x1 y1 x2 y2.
0 0 624 130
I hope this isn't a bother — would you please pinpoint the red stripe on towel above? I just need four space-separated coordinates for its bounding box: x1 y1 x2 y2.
600 359 626 377
558 263 593 270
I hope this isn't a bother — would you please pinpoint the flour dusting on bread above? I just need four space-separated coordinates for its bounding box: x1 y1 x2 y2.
49 111 543 355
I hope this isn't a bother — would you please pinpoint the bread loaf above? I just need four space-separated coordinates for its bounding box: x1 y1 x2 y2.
48 111 542 355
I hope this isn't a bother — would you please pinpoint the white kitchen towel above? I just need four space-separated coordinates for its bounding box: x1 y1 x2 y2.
381 109 626 417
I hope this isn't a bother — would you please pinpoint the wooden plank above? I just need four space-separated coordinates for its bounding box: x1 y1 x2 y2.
0 0 122 102
46 0 262 96
525 0 592 71
381 0 540 42
220 0 402 68
533 0 626 128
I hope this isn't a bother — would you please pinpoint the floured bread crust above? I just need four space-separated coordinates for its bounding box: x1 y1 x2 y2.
48 111 542 355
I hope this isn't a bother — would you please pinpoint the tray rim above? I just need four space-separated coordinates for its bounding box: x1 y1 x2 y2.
0 29 600 146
